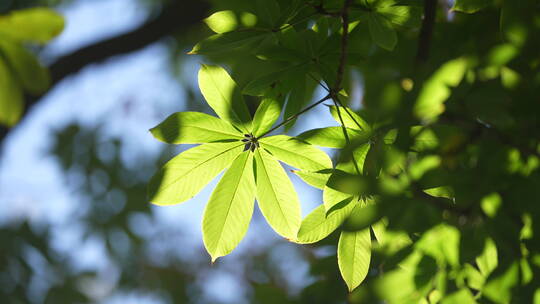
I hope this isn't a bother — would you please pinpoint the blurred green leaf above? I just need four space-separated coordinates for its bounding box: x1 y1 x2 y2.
368 12 397 51
0 57 23 126
0 8 64 44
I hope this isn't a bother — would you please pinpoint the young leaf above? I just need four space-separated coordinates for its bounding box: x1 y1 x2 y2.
259 135 332 171
202 152 256 262
148 142 244 205
297 198 356 244
328 105 371 131
198 65 252 132
254 148 301 240
252 97 282 137
368 12 397 51
0 8 64 44
0 57 23 126
0 39 50 94
338 227 371 292
150 112 243 144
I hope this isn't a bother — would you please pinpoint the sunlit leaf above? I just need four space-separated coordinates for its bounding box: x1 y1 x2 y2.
255 148 301 239
297 198 355 244
338 226 371 292
198 65 252 132
148 142 243 205
252 97 281 137
414 57 468 121
0 8 64 44
292 170 331 189
297 127 359 148
0 57 23 126
202 152 256 262
476 238 498 277
440 289 477 304
204 10 238 34
150 112 243 144
260 135 332 171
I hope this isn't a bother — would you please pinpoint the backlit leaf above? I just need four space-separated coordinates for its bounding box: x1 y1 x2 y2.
260 135 332 171
297 198 356 244
198 65 252 132
252 97 281 137
328 105 371 131
148 142 243 205
255 148 301 239
338 226 371 292
204 10 238 34
202 152 256 262
452 0 491 13
150 112 243 144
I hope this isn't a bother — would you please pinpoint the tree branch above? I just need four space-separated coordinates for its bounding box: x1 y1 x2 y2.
0 0 209 148
416 0 437 64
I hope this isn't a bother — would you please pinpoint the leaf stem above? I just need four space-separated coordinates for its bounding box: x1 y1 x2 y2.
259 94 332 137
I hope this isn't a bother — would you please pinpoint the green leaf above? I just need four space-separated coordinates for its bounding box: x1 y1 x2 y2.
414 57 468 121
198 65 252 132
190 31 269 54
0 8 64 44
254 148 301 239
260 135 332 171
326 170 375 197
292 170 330 189
150 112 243 144
483 262 520 304
202 152 256 262
252 97 282 137
452 0 491 13
323 185 353 213
204 10 238 34
440 289 477 304
0 39 50 94
148 142 243 205
368 12 397 51
297 127 365 148
343 202 384 232
338 227 371 292
377 5 421 27
243 64 308 96
283 76 306 131
0 57 23 126
255 0 280 27
476 238 498 277
328 105 371 131
297 198 356 244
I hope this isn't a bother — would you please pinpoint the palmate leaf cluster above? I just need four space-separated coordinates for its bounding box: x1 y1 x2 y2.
149 0 540 302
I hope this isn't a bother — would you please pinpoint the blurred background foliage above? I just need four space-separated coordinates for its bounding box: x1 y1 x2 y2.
1 0 539 303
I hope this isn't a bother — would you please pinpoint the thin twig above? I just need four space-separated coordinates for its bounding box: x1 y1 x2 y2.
259 94 331 137
416 0 437 64
333 99 362 175
334 0 353 93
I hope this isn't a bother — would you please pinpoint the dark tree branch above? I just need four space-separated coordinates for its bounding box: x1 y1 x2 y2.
416 0 437 64
0 0 209 148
